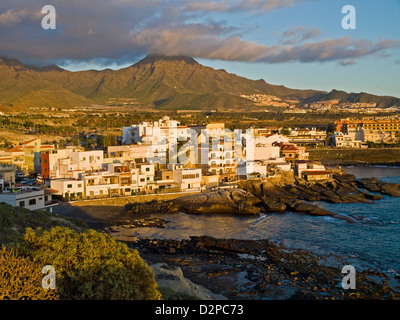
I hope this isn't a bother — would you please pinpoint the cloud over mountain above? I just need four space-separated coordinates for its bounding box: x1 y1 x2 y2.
0 0 398 67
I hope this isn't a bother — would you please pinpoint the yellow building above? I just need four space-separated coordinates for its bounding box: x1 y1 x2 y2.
6 139 54 173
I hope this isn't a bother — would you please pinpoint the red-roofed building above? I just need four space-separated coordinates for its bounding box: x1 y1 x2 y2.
280 143 309 164
5 138 54 173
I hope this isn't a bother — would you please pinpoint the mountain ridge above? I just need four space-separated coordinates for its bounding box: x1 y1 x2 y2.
0 55 398 110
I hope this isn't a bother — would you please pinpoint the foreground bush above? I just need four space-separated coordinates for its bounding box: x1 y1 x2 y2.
18 227 161 300
0 246 59 300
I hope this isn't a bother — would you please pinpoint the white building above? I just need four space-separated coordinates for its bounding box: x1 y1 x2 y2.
0 186 57 212
173 168 201 191
50 179 84 201
122 116 191 145
331 132 367 148
294 160 327 178
241 133 289 177
42 147 104 179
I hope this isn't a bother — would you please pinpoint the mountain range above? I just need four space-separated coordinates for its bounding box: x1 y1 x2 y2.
0 55 398 110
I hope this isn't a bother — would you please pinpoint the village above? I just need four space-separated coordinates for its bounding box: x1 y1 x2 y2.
1 116 400 212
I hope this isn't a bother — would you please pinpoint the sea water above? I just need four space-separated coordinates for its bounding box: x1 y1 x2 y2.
132 166 400 274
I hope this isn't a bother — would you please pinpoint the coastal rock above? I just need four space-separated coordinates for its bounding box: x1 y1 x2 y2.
172 188 262 215
380 182 400 197
262 199 287 213
150 262 226 300
357 177 400 197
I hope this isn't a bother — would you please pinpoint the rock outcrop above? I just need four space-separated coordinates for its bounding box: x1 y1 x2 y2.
171 189 262 215
150 262 226 300
357 177 400 197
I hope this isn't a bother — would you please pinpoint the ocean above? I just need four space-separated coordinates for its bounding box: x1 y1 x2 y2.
132 166 400 275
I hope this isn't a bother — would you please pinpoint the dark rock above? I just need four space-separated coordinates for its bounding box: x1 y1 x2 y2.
172 189 262 215
263 200 287 213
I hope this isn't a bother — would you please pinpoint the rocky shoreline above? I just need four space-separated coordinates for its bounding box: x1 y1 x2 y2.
127 236 400 300
110 172 400 226
101 172 400 300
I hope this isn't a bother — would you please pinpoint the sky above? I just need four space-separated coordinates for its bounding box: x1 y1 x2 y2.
0 0 399 97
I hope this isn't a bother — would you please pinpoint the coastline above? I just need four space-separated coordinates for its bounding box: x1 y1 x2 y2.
52 167 400 300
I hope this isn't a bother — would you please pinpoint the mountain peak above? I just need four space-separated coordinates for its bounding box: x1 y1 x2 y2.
0 57 23 67
136 54 198 66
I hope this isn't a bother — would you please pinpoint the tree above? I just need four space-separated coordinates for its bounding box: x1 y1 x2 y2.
280 127 291 136
18 227 162 300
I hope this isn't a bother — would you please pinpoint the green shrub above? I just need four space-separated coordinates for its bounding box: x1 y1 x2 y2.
18 226 162 300
0 246 59 300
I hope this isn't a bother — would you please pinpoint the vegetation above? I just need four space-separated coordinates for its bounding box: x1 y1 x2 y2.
0 246 59 300
16 227 162 300
0 203 87 244
0 204 161 300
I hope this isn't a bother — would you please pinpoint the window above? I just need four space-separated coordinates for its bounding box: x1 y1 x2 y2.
29 199 36 206
146 177 150 181
146 167 150 172
67 184 72 188
19 201 25 207
78 184 82 188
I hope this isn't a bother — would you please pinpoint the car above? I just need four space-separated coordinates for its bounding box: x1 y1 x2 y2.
20 178 29 184
15 172 25 179
27 179 36 186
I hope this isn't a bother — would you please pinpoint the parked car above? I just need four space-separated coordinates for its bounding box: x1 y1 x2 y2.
20 178 29 184
15 172 25 179
27 179 36 185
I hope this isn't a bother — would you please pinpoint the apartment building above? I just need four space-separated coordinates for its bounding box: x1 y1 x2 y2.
51 161 157 200
196 127 237 180
335 118 400 133
50 179 84 201
0 186 57 212
173 168 202 191
286 127 327 147
41 147 104 179
330 132 367 148
6 138 54 173
335 118 400 144
122 116 191 145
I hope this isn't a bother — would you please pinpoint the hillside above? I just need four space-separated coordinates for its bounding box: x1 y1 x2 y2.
304 89 400 108
0 203 88 245
0 55 398 110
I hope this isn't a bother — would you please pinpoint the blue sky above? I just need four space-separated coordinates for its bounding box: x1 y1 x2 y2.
0 0 399 97
200 0 400 96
